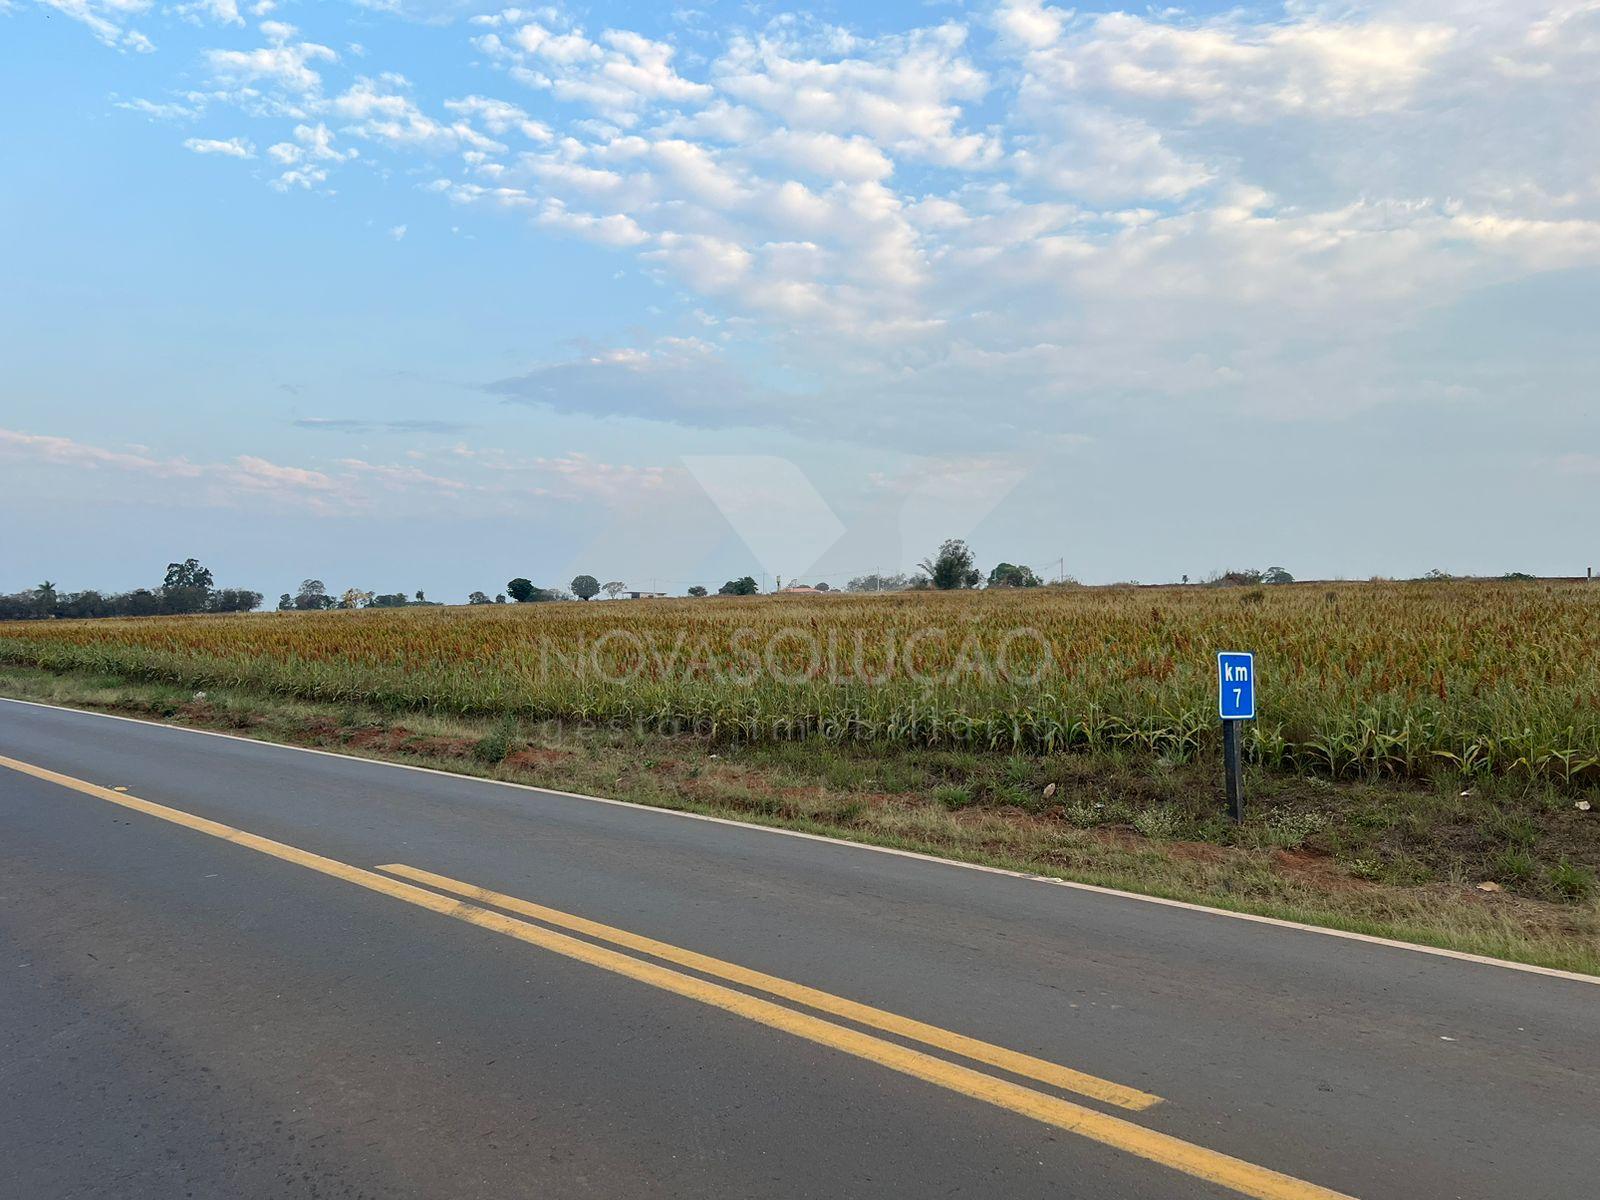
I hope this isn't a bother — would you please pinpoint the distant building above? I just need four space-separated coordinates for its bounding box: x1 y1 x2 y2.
622 590 669 600
779 585 823 595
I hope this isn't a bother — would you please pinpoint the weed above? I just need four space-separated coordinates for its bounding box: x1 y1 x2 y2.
471 719 517 764
1493 847 1537 884
1262 809 1329 850
1549 860 1595 902
1132 806 1181 839
1063 802 1103 828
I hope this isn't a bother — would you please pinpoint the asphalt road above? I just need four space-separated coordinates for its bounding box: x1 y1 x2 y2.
2 697 1596 1200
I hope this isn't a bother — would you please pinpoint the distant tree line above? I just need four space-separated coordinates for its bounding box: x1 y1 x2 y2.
277 580 450 610
1202 567 1295 586
0 559 262 621
3 548 1346 625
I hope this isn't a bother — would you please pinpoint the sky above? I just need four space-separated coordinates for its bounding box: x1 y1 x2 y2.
2 0 1598 599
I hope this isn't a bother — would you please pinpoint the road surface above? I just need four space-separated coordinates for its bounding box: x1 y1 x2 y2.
2 696 1595 1199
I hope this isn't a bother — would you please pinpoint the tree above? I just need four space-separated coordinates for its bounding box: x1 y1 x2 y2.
207 589 263 613
414 590 426 603
163 558 215 591
1262 566 1295 585
59 590 107 619
369 593 410 608
277 593 294 612
494 593 506 604
918 540 982 590
468 591 492 605
1207 568 1263 587
504 579 558 603
294 579 333 610
719 576 759 596
815 581 830 592
602 580 627 600
33 581 58 617
159 558 215 614
571 574 600 601
846 572 909 593
687 585 708 597
987 562 1042 589
123 588 161 616
339 588 373 609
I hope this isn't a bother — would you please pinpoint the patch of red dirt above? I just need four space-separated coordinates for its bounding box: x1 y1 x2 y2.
342 725 475 759
1270 847 1376 894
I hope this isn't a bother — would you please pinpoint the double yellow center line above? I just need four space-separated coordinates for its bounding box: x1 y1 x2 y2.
375 861 1160 1110
0 752 1355 1200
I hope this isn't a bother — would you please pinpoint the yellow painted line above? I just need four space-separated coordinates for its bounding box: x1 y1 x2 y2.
0 753 1356 1200
377 862 1160 1112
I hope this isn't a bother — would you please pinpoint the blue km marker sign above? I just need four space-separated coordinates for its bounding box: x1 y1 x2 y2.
1217 651 1256 720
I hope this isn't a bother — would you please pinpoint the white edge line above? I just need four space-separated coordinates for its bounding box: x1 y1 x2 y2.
2 693 1595 987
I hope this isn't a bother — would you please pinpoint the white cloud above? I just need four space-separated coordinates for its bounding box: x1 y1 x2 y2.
992 0 1065 52
264 122 354 187
205 34 337 93
1009 7 1458 122
443 94 553 142
107 1 1600 439
174 0 242 25
0 427 199 477
270 165 327 191
116 97 197 120
183 135 254 157
1010 108 1211 202
389 223 407 240
713 22 999 168
0 428 363 513
334 457 467 494
522 451 674 506
475 13 710 121
0 426 603 516
40 0 155 52
754 129 893 182
537 200 648 246
329 76 505 153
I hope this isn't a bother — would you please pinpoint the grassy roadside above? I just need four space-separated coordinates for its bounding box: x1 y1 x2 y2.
3 662 1597 977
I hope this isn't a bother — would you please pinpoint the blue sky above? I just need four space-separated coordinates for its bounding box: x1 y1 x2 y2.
3 0 1598 599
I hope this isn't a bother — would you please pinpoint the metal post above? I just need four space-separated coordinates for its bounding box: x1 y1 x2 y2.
1221 718 1244 822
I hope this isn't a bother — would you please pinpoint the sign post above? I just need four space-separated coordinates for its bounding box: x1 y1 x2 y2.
1216 651 1255 822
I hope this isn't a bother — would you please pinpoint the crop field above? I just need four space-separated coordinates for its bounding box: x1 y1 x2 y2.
4 580 1599 790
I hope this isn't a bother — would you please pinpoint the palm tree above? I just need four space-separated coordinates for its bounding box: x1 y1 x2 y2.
35 580 58 617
